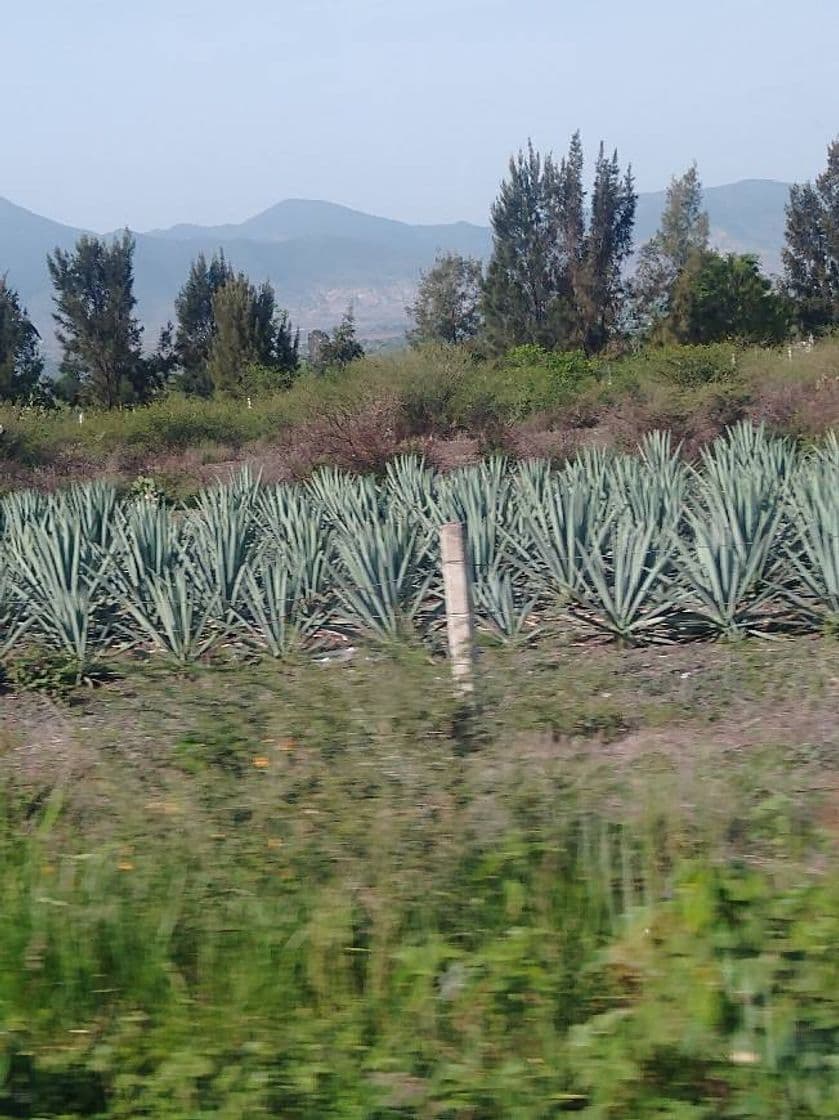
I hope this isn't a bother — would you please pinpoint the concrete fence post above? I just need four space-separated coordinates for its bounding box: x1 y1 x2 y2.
440 522 475 695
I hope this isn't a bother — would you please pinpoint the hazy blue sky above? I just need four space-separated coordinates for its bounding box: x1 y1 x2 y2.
3 0 837 231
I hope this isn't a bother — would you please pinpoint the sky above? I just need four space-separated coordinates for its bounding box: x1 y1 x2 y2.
2 0 838 232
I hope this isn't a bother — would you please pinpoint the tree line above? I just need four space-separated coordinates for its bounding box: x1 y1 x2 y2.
1 133 838 407
409 134 839 353
0 240 363 407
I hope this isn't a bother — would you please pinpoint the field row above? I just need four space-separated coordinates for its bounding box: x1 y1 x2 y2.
1 422 838 674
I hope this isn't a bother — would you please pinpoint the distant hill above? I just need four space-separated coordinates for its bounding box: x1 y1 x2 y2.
0 181 791 354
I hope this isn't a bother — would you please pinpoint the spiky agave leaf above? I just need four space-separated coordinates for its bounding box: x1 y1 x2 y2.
384 454 437 523
0 488 49 539
675 470 786 637
253 485 333 600
432 457 516 582
118 563 218 663
188 487 260 620
607 432 689 534
306 467 381 531
7 513 114 668
54 481 119 551
512 476 606 602
473 563 539 645
817 430 839 469
702 421 796 494
112 502 185 593
0 563 32 657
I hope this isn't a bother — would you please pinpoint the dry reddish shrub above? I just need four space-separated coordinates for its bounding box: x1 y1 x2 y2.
416 435 481 472
745 373 839 438
503 420 607 463
281 395 407 477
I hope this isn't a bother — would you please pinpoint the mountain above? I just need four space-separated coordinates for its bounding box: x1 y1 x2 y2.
147 198 492 253
0 181 791 355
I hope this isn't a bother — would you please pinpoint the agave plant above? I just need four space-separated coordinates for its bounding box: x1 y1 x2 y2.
254 486 333 599
572 517 678 643
333 516 439 642
473 564 539 645
782 462 839 629
306 466 381 531
675 468 786 637
118 563 218 663
55 481 119 551
188 486 260 621
432 457 516 583
0 565 31 657
7 512 114 672
607 432 688 534
234 556 327 658
384 454 438 524
513 477 605 603
112 502 184 592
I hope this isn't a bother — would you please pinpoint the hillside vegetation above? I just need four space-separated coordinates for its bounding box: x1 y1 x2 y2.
1 340 837 493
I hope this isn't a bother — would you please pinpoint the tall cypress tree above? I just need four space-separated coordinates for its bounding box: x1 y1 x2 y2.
47 232 146 408
0 276 44 401
206 275 253 395
483 133 635 354
783 139 839 332
174 251 233 395
575 145 636 353
482 141 566 350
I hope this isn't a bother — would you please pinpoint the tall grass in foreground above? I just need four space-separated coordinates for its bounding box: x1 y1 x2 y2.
1 746 837 1119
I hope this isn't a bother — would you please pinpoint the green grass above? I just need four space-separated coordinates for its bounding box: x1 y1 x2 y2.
1 636 838 1117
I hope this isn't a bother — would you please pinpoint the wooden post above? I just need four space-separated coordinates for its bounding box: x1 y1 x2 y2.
440 522 475 695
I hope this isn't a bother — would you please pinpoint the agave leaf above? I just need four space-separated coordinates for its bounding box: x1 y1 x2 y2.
782 462 839 627
473 565 539 645
8 514 114 666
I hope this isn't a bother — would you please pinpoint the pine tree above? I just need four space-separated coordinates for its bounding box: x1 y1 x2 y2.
47 232 146 408
0 276 44 401
407 252 483 346
783 139 839 332
206 276 254 395
482 141 567 350
634 163 709 330
482 133 635 354
174 251 233 395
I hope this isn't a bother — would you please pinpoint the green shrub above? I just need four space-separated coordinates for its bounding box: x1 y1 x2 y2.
611 342 741 387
